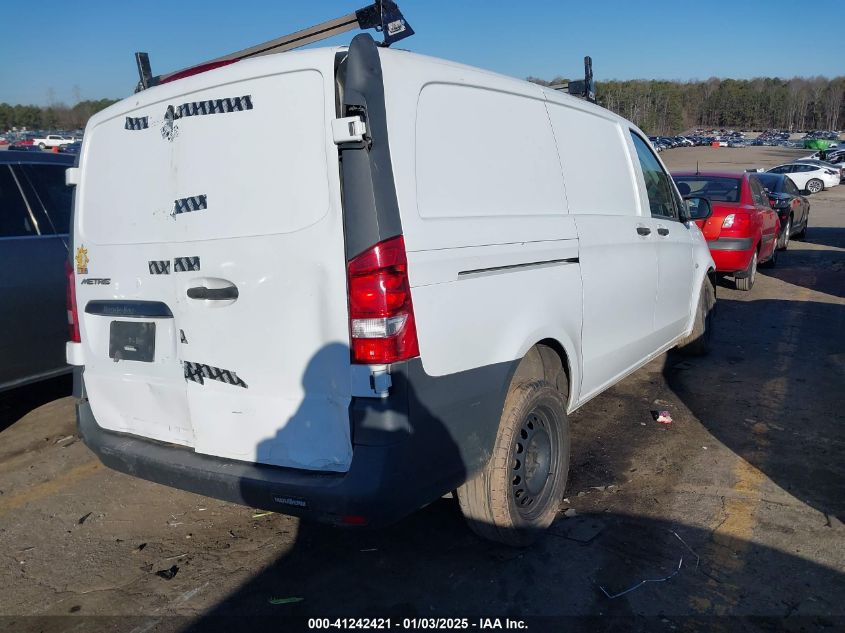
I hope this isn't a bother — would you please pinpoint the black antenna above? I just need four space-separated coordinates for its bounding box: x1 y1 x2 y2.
696 161 700 175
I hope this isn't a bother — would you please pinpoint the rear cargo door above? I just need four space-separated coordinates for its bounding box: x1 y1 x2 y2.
76 53 353 472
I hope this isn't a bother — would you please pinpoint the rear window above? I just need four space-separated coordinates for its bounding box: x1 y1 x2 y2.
672 176 741 203
756 174 781 191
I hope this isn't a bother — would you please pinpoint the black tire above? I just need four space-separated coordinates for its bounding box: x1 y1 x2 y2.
677 277 715 355
457 379 570 547
735 250 757 291
805 179 823 194
795 212 808 239
777 217 792 250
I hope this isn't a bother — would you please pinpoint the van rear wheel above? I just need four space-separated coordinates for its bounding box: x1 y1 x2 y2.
457 380 569 547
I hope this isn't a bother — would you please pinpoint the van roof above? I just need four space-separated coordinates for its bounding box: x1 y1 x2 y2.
94 40 630 138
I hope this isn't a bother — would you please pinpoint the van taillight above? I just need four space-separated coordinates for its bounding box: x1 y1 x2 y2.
347 235 419 364
65 260 80 343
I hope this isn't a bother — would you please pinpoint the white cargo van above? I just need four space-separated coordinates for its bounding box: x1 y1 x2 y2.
66 32 715 545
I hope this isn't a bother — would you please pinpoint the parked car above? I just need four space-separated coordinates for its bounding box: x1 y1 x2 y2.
802 148 844 162
59 141 82 155
0 151 75 391
767 162 840 193
33 134 76 150
673 171 779 290
9 135 36 150
755 173 810 249
67 33 716 546
795 159 845 183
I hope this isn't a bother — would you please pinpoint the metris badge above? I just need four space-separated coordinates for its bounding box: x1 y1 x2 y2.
75 245 89 275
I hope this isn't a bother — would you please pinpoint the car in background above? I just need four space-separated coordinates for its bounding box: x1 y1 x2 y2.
755 173 810 249
0 150 75 392
767 162 840 194
9 135 36 150
33 134 77 150
795 159 845 183
59 141 81 155
802 148 844 166
673 171 779 290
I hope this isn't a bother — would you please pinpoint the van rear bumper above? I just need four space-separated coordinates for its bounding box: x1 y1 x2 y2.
78 399 435 527
77 357 514 527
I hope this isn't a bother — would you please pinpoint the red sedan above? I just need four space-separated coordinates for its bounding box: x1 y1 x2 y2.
672 171 780 291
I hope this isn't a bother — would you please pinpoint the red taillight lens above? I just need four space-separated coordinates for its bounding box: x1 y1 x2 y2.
65 260 80 343
347 235 419 364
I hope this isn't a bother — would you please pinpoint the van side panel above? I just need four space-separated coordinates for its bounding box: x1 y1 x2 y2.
379 51 582 405
543 95 660 403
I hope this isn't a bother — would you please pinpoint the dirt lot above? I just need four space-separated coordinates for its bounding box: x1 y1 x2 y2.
1 146 843 632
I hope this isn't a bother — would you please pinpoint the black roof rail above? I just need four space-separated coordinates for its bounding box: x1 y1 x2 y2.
549 56 596 104
134 0 413 92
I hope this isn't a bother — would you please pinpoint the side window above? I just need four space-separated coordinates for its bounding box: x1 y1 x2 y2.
629 132 678 219
0 166 39 237
749 178 767 206
769 166 784 174
17 164 72 234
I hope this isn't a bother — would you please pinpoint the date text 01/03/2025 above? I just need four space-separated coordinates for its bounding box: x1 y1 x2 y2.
307 618 529 630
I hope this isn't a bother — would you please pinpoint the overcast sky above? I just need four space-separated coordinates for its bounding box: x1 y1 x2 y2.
1 0 840 105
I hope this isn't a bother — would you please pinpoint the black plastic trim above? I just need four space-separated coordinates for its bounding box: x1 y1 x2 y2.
709 237 754 251
458 258 579 277
339 33 403 260
85 300 173 318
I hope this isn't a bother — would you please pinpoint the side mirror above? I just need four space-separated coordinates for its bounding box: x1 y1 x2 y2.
684 196 712 221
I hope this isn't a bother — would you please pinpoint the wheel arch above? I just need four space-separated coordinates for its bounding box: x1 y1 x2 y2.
509 336 579 412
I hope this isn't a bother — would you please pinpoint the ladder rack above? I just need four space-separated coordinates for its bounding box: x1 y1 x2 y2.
550 56 596 104
134 0 413 92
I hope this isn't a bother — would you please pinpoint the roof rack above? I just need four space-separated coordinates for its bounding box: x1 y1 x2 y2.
549 56 596 104
134 0 413 92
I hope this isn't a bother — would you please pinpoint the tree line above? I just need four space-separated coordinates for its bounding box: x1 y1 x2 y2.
0 99 119 132
4 75 844 137
528 76 844 136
